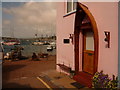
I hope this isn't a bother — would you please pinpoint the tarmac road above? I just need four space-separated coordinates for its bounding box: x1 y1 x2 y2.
2 55 57 89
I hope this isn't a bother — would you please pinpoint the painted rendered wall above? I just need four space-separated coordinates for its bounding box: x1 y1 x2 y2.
56 2 76 71
57 2 118 77
81 2 118 77
118 1 120 88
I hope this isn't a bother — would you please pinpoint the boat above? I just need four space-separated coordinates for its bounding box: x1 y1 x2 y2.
52 45 56 49
3 40 20 46
4 46 24 60
43 41 50 45
50 41 56 49
32 41 44 45
47 45 53 51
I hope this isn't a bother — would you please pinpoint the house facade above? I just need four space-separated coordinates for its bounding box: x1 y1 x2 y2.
56 1 118 87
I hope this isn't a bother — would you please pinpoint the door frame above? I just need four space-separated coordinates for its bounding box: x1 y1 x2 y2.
74 3 99 75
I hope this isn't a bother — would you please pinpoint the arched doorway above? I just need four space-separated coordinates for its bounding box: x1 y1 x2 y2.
74 3 99 87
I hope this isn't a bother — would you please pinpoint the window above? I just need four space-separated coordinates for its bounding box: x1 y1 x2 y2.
67 0 77 13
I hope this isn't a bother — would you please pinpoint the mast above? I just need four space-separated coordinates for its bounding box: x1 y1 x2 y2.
10 25 14 39
35 25 38 40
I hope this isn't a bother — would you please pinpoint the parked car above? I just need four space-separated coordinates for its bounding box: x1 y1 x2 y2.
0 43 4 63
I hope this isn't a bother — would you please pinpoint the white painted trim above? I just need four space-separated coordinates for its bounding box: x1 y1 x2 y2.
66 9 76 15
66 0 77 15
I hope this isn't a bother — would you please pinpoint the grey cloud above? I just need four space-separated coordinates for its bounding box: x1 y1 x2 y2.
2 2 56 38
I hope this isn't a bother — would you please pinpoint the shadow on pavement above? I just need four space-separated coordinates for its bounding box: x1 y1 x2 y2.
2 82 51 90
2 64 26 73
2 64 26 81
2 82 40 90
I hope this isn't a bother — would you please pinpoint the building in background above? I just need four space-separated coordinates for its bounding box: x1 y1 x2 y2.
56 1 118 87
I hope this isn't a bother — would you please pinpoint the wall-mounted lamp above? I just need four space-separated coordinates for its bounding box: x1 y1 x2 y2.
104 31 110 48
69 34 74 44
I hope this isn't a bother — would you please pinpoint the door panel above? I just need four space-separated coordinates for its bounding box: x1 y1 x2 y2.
83 30 94 75
83 51 94 74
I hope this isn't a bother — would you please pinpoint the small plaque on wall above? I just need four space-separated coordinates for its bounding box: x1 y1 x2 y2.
63 39 70 44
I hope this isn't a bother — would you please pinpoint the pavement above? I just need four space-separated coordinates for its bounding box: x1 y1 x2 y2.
2 56 91 89
39 70 88 89
2 56 56 89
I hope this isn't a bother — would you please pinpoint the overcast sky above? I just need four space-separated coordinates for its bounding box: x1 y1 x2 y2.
2 2 56 38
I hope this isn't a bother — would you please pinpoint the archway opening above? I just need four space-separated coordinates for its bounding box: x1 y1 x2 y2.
74 3 99 87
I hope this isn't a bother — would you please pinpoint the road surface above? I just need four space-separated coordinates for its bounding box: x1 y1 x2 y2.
2 55 57 89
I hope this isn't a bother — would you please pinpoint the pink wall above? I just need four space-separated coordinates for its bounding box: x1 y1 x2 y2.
81 2 118 77
56 2 76 71
57 2 118 77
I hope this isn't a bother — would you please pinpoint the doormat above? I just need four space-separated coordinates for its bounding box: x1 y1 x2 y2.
71 82 85 89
